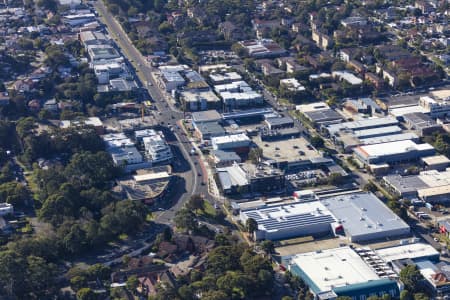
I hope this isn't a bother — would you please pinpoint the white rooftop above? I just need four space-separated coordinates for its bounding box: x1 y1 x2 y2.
418 169 450 187
321 192 410 242
296 101 330 113
133 172 170 183
355 140 434 158
291 247 380 292
332 71 363 85
375 243 439 263
211 133 250 144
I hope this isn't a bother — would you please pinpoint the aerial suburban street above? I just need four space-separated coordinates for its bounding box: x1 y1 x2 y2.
95 0 210 225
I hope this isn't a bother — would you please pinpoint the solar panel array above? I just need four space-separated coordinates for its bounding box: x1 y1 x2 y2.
259 213 335 231
244 207 336 232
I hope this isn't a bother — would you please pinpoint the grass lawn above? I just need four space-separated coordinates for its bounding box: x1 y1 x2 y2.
196 201 217 219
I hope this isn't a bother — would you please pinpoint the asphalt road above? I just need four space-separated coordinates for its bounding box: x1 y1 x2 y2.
94 0 208 224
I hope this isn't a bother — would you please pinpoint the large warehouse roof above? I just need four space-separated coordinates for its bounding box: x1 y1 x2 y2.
326 117 398 135
290 247 380 293
321 192 410 242
375 243 440 263
354 140 434 159
241 201 335 234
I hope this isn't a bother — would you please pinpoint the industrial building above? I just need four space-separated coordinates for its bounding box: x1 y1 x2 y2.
322 192 410 242
383 169 450 202
289 247 400 299
240 200 336 240
238 191 409 242
421 155 450 171
325 116 399 137
374 242 447 298
328 119 419 152
374 243 440 264
217 163 285 195
194 122 226 142
296 102 343 126
192 110 222 124
403 112 442 136
353 139 435 166
211 133 251 152
253 136 323 170
221 108 274 121
212 150 242 167
264 116 294 130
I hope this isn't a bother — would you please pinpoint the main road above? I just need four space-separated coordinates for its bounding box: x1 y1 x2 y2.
94 0 208 224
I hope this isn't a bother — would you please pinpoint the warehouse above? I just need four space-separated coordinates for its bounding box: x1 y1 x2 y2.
382 174 428 198
253 136 323 170
403 112 442 136
353 140 435 166
383 169 450 202
331 125 410 152
289 247 400 299
325 116 399 136
421 155 450 171
217 163 285 195
322 192 410 242
375 243 440 264
192 110 222 125
296 102 343 126
211 133 251 152
240 201 337 240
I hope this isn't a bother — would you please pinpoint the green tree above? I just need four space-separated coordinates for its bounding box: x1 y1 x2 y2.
400 290 412 300
174 208 197 231
363 182 378 193
126 275 138 293
26 256 57 294
260 240 275 255
249 148 263 164
76 287 96 300
0 181 29 207
400 264 423 293
186 194 205 212
70 275 88 291
328 173 344 185
245 218 258 235
201 290 229 300
87 264 111 281
310 136 324 148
